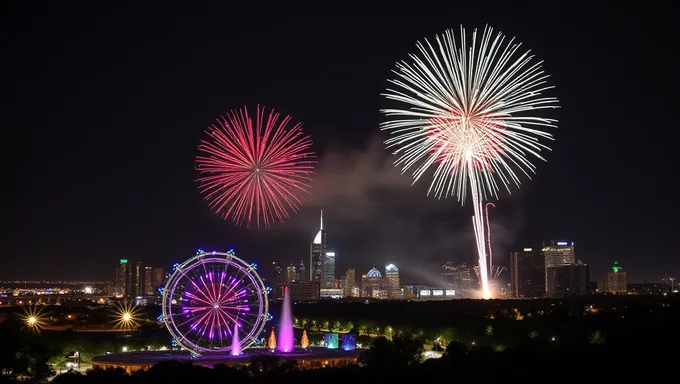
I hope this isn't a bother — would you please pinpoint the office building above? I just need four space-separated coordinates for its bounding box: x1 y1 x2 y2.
152 267 165 289
144 266 154 295
115 259 128 296
546 264 590 297
510 248 545 298
343 267 357 298
310 210 327 284
361 267 383 298
607 261 627 293
542 241 576 291
322 251 336 289
384 264 400 299
286 265 298 283
441 262 474 293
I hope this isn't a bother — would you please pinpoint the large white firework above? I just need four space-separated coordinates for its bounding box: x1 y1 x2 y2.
380 26 559 298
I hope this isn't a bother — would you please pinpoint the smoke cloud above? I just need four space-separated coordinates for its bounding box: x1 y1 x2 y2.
283 134 523 282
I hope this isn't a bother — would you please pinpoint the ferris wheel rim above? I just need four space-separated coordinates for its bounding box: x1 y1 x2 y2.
161 251 269 355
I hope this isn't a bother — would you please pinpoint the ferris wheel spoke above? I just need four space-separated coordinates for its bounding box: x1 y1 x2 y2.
183 292 213 306
198 275 216 303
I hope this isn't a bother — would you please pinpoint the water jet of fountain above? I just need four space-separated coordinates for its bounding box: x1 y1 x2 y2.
230 323 240 356
277 286 295 353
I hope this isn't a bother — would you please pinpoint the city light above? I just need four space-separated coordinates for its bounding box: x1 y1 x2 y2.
111 300 142 330
21 305 47 333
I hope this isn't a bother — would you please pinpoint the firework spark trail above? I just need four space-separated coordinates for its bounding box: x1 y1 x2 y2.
485 202 496 277
380 26 559 298
196 105 316 228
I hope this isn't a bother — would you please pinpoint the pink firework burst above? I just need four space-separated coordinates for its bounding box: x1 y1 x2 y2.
196 105 315 228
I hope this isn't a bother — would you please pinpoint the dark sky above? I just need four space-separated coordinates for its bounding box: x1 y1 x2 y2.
4 2 676 283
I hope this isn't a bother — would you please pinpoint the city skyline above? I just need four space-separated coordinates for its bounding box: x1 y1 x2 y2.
5 3 675 283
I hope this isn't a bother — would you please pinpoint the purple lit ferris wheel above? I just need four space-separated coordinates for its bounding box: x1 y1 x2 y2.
161 250 268 355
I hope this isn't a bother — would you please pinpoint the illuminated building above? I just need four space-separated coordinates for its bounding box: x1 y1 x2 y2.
279 281 320 301
115 259 128 296
143 266 154 295
606 261 627 293
384 264 400 299
361 267 383 298
546 263 590 297
441 262 474 293
152 268 165 289
320 289 343 299
510 248 545 298
286 265 298 283
343 267 357 297
310 210 327 285
117 259 142 298
417 287 456 300
542 241 576 292
322 251 336 289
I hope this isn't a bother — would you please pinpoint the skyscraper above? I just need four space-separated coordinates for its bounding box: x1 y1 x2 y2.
115 259 128 296
322 251 336 289
441 262 474 292
542 241 576 292
510 248 545 298
607 261 627 293
286 265 298 282
344 267 357 297
144 266 154 295
127 260 143 297
117 259 143 298
384 264 400 299
310 210 327 283
546 264 590 297
152 267 165 289
298 260 306 282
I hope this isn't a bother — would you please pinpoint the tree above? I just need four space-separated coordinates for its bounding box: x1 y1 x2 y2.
267 329 276 350
443 341 468 359
589 331 605 344
438 328 456 347
359 336 423 374
300 330 310 349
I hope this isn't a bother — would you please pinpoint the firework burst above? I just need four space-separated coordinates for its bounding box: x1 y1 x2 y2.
381 26 559 298
196 105 316 228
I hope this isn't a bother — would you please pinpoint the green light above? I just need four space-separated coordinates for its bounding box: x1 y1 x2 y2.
120 259 128 264
612 261 623 273
324 333 339 349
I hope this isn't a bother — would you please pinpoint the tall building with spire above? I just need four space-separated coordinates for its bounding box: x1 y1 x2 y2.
310 210 327 284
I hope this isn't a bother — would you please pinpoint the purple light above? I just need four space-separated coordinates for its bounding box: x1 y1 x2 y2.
277 286 295 353
231 323 241 356
180 268 248 347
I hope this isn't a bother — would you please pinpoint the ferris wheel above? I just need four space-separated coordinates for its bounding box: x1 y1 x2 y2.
161 250 269 355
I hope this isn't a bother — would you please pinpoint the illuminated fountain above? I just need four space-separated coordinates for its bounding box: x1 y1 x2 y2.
230 324 241 356
277 286 295 352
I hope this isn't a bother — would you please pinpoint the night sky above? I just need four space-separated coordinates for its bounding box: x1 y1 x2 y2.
4 2 675 283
